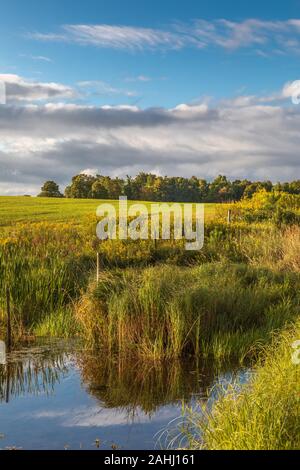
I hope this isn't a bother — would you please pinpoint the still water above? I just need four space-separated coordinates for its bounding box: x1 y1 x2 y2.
0 340 249 450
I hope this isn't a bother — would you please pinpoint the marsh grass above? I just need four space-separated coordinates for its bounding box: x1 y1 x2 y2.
185 321 300 450
0 208 299 349
0 223 93 340
241 226 300 272
33 307 80 338
76 262 300 359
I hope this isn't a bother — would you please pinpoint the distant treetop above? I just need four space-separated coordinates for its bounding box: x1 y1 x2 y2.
38 174 300 202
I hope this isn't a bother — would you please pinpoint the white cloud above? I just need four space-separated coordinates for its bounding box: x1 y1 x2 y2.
0 80 299 195
80 168 99 176
179 19 282 50
176 18 300 52
29 24 190 51
28 19 300 54
136 75 151 82
77 80 137 97
282 80 300 104
125 75 152 82
0 74 75 102
31 404 179 427
20 54 53 63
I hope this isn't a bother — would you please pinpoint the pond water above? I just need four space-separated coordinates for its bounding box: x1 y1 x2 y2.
0 340 250 450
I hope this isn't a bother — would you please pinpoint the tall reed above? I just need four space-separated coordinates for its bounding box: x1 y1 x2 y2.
76 263 300 359
185 320 300 450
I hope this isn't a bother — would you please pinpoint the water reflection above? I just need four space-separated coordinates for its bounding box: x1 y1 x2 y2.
0 341 237 412
78 353 226 414
0 340 6 365
0 342 70 402
0 340 246 449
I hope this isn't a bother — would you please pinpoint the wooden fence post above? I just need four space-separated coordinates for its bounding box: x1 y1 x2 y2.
227 209 232 224
6 288 11 351
96 252 100 283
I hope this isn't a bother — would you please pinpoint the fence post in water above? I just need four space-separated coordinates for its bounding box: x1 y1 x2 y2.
96 252 100 283
6 288 11 351
227 209 232 224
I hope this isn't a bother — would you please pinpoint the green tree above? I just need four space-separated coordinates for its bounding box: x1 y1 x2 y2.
231 179 250 201
288 180 300 195
209 175 231 202
64 174 96 198
91 180 108 199
243 182 263 199
38 181 63 198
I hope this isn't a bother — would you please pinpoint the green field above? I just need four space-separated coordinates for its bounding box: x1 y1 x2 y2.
0 196 217 227
0 192 299 450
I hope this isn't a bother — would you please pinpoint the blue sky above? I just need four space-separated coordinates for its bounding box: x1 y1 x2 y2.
1 0 300 107
0 0 300 194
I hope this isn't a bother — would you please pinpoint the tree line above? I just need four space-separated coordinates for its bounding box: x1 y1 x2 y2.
38 173 300 202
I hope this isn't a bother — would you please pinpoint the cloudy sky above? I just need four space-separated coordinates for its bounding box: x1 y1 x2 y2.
1 0 300 195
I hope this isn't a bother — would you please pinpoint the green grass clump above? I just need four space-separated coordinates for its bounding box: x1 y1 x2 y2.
0 223 93 339
76 263 300 359
186 320 300 450
33 307 80 338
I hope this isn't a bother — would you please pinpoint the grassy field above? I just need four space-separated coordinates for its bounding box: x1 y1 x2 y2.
0 192 299 449
0 196 217 227
0 193 298 347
